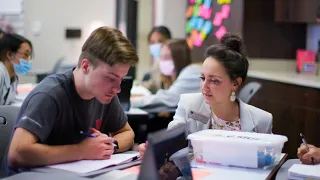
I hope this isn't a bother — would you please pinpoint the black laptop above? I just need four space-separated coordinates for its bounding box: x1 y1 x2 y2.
117 76 133 111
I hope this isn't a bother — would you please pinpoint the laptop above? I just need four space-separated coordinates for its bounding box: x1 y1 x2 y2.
117 76 133 111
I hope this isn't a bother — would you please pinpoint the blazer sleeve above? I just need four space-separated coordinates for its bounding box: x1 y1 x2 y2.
265 113 273 134
167 94 188 130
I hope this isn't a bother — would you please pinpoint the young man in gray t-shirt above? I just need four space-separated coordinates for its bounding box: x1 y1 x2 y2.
3 26 139 175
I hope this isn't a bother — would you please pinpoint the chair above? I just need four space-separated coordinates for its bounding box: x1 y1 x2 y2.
0 105 20 177
238 82 262 104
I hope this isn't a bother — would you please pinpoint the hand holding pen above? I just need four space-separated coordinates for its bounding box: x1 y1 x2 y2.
298 133 316 165
78 129 115 160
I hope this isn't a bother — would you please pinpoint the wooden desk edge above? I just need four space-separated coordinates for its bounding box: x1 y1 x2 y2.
266 153 288 180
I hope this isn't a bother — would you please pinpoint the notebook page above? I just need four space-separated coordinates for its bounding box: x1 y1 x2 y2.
288 164 320 179
48 152 139 174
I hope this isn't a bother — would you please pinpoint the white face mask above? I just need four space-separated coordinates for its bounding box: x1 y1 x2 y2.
159 60 175 76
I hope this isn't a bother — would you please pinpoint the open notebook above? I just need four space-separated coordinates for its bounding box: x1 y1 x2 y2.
288 163 320 180
34 152 139 174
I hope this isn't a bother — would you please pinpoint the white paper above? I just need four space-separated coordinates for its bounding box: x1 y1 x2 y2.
48 152 139 174
288 164 320 180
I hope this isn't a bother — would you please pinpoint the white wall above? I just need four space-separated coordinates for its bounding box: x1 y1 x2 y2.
154 0 187 38
24 0 116 72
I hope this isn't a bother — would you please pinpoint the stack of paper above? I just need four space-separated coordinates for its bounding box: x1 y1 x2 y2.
288 163 320 180
47 152 139 174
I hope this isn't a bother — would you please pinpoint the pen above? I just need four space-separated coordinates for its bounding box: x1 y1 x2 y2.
80 131 116 147
300 133 315 165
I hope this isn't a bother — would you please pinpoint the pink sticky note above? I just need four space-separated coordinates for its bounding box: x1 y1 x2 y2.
189 0 196 4
213 12 223 26
192 169 212 180
215 26 227 40
221 4 230 18
193 33 203 47
199 4 213 19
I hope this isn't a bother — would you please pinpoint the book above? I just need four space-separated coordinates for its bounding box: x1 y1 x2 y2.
288 163 320 180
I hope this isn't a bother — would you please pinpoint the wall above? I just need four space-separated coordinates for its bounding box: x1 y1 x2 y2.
24 0 116 72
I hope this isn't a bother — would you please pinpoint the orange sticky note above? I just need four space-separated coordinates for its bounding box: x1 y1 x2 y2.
186 5 193 18
187 36 194 49
192 169 212 180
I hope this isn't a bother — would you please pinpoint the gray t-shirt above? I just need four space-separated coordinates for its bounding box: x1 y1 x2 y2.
3 69 127 175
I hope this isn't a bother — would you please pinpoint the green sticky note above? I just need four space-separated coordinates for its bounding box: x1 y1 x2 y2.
196 0 203 5
185 20 193 34
193 5 200 16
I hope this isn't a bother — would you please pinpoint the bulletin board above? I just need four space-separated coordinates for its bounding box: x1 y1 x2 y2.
185 0 244 62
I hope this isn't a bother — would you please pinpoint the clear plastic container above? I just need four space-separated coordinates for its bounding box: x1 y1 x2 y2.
187 130 288 169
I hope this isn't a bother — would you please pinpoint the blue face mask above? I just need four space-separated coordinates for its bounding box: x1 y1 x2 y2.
13 58 32 75
149 43 162 59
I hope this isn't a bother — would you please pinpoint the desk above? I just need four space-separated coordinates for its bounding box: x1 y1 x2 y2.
275 159 301 180
1 172 90 180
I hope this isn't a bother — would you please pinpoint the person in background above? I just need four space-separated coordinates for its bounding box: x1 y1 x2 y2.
142 26 172 93
131 39 201 110
0 33 33 105
297 144 320 164
139 33 273 159
3 26 138 175
0 29 5 38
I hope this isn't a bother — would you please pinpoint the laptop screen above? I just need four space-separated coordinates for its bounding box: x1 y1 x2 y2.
138 124 193 180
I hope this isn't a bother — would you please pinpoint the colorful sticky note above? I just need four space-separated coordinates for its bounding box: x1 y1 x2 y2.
191 29 198 40
187 36 194 49
199 4 212 19
186 5 193 18
185 20 193 33
213 12 223 26
193 32 203 47
189 0 196 4
200 31 207 40
190 16 197 28
195 0 203 5
221 4 230 18
217 0 232 5
204 0 212 8
201 20 212 35
215 25 227 40
193 5 200 16
196 18 205 31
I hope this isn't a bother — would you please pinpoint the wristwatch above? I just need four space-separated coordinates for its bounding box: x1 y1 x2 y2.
113 139 119 153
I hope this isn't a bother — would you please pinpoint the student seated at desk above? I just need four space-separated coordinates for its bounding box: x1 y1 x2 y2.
3 26 138 175
0 33 33 105
142 26 172 93
139 33 273 159
131 39 201 110
297 144 320 164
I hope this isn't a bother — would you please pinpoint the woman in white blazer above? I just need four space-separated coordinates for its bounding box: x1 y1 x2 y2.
139 33 273 159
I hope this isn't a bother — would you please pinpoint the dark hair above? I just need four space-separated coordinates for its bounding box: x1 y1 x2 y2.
79 26 138 67
166 39 191 76
0 33 34 61
204 33 249 82
147 26 172 42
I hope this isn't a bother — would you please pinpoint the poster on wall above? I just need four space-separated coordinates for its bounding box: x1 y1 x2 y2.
185 0 243 62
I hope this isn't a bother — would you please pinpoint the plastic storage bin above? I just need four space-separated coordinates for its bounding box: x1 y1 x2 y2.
187 130 288 169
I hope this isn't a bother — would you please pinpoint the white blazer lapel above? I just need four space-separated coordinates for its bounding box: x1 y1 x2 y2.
239 99 256 132
188 95 211 129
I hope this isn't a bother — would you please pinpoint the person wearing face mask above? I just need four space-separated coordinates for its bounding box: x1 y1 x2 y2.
142 26 172 93
0 33 33 105
138 33 273 159
132 39 201 110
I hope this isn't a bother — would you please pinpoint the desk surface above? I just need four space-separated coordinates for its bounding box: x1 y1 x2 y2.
275 159 301 180
1 172 90 180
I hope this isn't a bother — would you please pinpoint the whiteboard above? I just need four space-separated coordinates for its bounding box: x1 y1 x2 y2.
0 0 22 14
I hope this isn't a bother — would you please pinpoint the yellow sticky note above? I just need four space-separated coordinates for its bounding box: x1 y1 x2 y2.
217 0 232 5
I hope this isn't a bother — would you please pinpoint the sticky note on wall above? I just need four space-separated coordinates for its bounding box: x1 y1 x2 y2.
217 0 232 5
199 4 212 19
193 5 200 16
189 0 196 4
201 20 212 35
186 5 193 18
213 12 223 26
195 0 203 5
190 17 197 28
204 0 212 8
221 4 230 18
193 32 203 47
215 26 227 40
196 18 205 31
185 20 193 33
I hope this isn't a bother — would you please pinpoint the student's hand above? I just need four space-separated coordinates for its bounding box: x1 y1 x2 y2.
138 142 148 159
89 128 103 137
79 134 115 160
297 144 320 164
159 162 180 180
